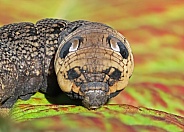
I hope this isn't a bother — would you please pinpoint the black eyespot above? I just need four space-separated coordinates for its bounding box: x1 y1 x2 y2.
59 41 72 58
59 37 83 58
67 67 81 80
109 68 121 80
107 36 129 59
117 41 129 59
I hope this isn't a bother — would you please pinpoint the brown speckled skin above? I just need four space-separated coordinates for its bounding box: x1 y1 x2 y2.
0 19 69 107
0 19 134 109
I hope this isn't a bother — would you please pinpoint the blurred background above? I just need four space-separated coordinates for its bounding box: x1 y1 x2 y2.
0 0 183 116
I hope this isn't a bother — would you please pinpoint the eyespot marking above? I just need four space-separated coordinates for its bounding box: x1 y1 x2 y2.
59 37 83 58
69 38 81 52
59 41 72 58
107 36 129 59
108 37 120 52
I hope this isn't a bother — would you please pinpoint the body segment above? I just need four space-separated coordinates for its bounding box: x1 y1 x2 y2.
0 19 69 107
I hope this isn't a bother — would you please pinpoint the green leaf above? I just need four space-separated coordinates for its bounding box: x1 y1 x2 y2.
10 104 184 132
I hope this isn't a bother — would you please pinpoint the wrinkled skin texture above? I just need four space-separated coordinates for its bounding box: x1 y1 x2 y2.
0 18 133 109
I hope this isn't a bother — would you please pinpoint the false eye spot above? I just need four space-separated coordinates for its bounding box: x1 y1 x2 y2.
107 36 129 59
69 38 80 52
108 37 120 52
59 37 83 58
117 41 129 59
59 41 72 58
